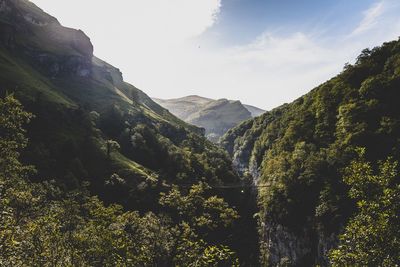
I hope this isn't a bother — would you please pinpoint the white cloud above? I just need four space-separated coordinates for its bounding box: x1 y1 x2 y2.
165 32 347 110
30 0 400 110
170 0 400 109
351 1 384 36
31 0 221 60
33 0 221 42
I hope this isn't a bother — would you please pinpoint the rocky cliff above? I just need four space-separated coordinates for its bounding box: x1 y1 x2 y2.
0 0 93 77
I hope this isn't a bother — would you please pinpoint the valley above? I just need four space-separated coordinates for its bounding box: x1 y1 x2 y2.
1 0 400 266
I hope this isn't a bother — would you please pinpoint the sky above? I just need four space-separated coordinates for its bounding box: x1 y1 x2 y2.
31 0 400 110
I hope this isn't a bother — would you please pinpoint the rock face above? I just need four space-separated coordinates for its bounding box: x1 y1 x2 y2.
228 143 338 266
260 222 337 266
28 52 92 77
0 22 14 47
0 0 15 18
0 0 93 77
261 224 312 266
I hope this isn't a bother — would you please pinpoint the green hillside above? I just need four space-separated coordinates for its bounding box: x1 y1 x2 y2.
3 0 399 265
0 0 223 198
222 39 400 266
0 0 258 265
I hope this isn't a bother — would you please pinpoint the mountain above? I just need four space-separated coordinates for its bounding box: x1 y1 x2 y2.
0 0 212 192
0 1 259 264
153 95 265 142
3 1 398 265
152 95 213 121
243 104 265 117
221 40 400 266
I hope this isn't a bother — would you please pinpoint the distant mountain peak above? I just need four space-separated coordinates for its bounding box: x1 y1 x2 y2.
243 104 265 117
153 95 265 142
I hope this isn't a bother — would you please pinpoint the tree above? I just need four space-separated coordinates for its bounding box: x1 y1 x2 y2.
0 95 240 266
0 95 35 263
160 182 240 265
105 139 120 159
329 148 400 266
105 173 125 186
0 94 34 178
159 182 239 231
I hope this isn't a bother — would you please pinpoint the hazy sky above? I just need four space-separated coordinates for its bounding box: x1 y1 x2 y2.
31 0 400 109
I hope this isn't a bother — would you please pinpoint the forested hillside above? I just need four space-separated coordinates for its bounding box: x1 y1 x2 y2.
0 95 245 265
2 0 400 266
222 39 400 266
0 0 258 265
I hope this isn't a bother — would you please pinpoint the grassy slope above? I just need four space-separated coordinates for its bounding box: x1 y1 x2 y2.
0 47 74 106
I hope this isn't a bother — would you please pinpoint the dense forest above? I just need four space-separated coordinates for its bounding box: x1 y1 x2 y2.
0 94 245 265
222 39 400 266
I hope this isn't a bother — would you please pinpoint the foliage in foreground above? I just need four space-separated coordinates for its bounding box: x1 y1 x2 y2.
0 95 239 266
329 148 400 266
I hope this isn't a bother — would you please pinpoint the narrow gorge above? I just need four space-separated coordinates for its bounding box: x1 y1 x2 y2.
1 0 400 266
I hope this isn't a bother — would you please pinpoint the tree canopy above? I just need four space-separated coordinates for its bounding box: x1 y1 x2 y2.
0 95 241 266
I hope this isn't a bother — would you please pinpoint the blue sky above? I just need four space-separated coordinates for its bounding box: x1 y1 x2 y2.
210 0 376 44
32 0 400 109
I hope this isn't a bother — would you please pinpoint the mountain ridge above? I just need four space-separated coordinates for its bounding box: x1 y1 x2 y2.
153 95 265 141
